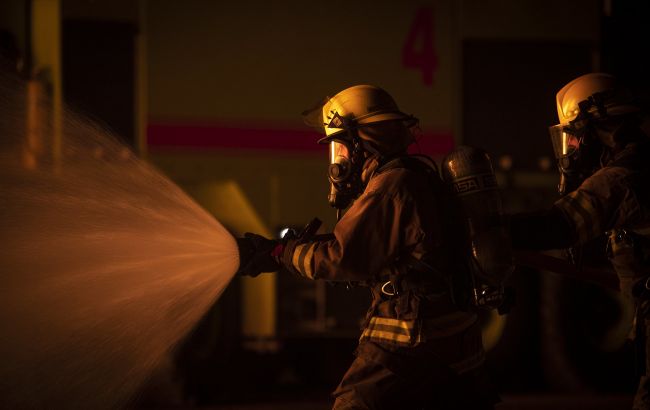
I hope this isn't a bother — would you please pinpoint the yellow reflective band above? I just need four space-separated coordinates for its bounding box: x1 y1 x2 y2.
361 328 413 344
360 316 421 346
302 243 316 279
292 244 307 277
291 243 317 279
371 316 415 331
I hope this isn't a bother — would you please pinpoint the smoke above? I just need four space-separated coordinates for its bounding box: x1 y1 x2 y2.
0 71 239 408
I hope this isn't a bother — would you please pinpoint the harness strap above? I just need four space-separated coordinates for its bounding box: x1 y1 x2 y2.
375 254 450 297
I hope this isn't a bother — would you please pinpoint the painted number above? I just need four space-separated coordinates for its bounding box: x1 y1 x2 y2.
402 7 437 86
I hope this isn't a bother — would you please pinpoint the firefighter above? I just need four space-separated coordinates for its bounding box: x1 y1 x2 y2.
236 84 498 409
509 73 650 408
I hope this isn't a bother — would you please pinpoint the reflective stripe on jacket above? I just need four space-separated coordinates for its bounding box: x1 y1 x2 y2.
553 141 650 296
284 155 482 373
553 141 650 246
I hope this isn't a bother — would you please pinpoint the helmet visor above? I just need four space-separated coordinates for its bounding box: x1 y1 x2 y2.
330 141 350 165
548 124 580 159
328 141 352 182
301 96 330 133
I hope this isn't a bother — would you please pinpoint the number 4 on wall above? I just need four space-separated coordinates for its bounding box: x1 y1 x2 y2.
402 7 438 86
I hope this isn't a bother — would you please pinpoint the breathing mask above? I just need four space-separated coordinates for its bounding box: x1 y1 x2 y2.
302 84 418 215
548 123 602 195
550 73 640 195
328 138 365 210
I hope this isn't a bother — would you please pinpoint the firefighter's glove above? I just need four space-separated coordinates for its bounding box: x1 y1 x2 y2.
236 233 283 277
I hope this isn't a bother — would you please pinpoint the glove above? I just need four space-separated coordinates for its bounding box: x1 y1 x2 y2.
236 233 283 277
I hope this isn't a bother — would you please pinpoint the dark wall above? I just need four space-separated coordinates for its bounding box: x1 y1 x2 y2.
463 41 593 171
62 20 135 147
601 1 650 111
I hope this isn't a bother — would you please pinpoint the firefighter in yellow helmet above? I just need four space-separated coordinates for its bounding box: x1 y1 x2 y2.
509 73 650 408
236 85 499 409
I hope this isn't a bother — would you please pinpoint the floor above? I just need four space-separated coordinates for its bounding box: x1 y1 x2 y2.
213 395 633 410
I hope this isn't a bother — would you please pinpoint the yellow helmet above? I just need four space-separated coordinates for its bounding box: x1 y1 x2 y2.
303 85 419 211
555 73 638 125
549 73 639 159
303 84 417 143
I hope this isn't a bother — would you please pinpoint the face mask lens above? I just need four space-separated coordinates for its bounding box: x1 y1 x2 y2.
329 141 352 183
549 124 579 159
330 141 350 164
327 140 358 210
565 133 579 155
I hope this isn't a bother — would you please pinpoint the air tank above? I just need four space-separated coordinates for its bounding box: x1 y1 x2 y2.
442 146 514 309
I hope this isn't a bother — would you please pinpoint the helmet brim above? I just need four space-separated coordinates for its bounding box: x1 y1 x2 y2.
301 96 330 130
317 133 344 145
317 113 418 144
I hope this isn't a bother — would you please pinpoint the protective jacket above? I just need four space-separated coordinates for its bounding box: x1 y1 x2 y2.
282 156 492 408
510 138 650 409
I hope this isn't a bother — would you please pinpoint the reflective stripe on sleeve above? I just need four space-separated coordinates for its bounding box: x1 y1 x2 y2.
291 242 317 279
360 312 478 347
360 317 421 346
555 190 601 243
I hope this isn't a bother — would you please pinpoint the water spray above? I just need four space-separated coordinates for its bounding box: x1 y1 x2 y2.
0 72 240 408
